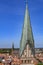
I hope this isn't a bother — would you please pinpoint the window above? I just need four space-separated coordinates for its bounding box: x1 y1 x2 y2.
25 60 26 63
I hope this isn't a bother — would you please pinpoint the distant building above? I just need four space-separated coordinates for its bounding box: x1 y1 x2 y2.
35 48 43 54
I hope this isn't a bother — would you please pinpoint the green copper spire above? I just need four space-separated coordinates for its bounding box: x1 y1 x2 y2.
20 0 35 56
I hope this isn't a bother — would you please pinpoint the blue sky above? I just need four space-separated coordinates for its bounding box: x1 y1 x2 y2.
0 0 43 48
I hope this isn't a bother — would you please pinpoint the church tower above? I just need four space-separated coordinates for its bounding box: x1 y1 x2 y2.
12 43 14 57
20 0 35 64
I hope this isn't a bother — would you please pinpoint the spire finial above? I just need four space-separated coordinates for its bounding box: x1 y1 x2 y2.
26 0 28 3
24 0 28 5
26 0 28 5
26 0 28 9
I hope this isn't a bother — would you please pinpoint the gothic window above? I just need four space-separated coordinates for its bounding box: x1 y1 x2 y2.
28 50 31 57
24 51 26 57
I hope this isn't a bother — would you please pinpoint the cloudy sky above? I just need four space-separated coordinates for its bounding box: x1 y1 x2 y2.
0 0 43 48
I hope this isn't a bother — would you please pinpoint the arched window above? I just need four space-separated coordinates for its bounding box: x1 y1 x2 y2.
25 60 26 63
28 60 29 63
22 60 23 63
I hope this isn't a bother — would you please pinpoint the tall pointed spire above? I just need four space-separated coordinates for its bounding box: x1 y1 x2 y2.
12 42 14 50
20 0 35 56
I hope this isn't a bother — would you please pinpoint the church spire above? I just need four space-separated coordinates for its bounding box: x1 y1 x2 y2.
12 42 14 50
20 0 35 56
